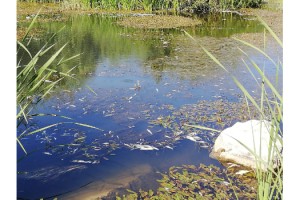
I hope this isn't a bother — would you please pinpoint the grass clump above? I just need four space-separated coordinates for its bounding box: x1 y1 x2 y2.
17 11 80 154
18 0 266 14
16 11 103 156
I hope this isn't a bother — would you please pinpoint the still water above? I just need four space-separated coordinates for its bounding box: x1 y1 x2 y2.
17 13 282 199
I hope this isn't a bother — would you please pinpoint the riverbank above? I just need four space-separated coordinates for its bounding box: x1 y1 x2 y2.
17 2 282 40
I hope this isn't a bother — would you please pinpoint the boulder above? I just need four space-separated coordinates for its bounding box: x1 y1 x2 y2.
211 120 282 171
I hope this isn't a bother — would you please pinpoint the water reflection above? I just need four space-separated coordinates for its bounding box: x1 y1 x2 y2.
18 13 265 91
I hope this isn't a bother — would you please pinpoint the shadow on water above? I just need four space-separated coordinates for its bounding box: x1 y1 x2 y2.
17 13 282 199
18 140 220 199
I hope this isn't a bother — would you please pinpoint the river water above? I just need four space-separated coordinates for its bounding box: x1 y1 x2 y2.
17 13 282 199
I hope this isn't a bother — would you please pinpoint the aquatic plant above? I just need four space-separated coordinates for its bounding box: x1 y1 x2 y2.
115 164 257 199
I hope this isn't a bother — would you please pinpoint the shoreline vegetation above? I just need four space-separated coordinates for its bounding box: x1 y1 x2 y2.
17 1 282 40
17 0 282 17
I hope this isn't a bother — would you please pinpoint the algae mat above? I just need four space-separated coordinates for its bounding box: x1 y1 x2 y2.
118 15 202 29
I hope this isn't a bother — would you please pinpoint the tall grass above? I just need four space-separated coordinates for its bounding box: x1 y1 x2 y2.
17 11 75 153
218 0 263 9
184 15 282 199
18 0 265 12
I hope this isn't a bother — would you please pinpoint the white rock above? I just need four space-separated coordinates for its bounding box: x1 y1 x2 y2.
211 120 282 171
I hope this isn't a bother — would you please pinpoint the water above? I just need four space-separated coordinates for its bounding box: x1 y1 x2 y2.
17 13 282 199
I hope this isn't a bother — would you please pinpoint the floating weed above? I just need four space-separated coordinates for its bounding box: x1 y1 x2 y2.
115 164 257 199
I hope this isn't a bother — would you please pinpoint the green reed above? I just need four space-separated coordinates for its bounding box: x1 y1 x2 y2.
184 15 282 199
17 11 102 155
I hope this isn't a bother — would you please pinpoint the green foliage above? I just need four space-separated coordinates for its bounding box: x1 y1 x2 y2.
18 0 264 12
217 0 263 9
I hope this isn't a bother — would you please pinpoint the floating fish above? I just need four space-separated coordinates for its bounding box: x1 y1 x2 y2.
43 152 52 156
147 129 153 135
165 146 173 150
222 181 230 186
199 145 209 149
131 144 159 151
227 163 240 169
186 135 201 142
72 160 92 164
235 170 250 175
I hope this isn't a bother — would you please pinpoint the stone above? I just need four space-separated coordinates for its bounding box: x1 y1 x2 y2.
211 120 282 171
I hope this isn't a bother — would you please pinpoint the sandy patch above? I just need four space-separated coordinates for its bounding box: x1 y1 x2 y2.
61 164 152 200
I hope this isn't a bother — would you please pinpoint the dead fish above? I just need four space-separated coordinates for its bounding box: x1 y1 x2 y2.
72 148 78 154
222 181 230 186
186 135 201 142
43 152 52 156
147 129 153 135
199 145 209 149
227 163 240 169
72 160 92 164
235 170 250 175
165 146 173 150
132 144 159 151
